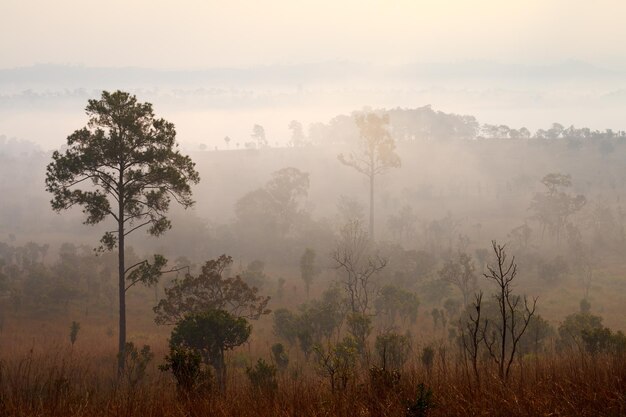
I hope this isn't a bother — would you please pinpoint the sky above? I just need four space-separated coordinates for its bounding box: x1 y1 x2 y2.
2 1 626 150
2 0 626 69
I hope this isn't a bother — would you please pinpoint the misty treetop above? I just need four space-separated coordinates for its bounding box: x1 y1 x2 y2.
338 113 400 239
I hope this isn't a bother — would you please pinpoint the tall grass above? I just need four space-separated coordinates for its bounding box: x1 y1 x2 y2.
1 345 625 417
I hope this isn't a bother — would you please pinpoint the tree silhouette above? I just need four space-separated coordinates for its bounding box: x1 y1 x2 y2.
438 252 477 306
482 241 537 381
45 90 200 373
300 247 320 297
530 173 586 243
251 124 267 148
154 255 270 325
338 113 400 239
235 167 310 238
288 120 306 147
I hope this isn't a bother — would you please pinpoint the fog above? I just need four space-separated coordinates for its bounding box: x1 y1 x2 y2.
3 61 626 151
2 2 626 415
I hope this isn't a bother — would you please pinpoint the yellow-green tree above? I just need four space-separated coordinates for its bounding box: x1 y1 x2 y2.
338 113 400 239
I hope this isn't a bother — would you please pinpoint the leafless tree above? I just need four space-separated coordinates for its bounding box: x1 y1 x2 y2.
482 241 537 381
331 220 387 315
460 292 486 387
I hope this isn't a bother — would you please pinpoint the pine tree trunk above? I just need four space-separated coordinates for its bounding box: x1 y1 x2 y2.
117 222 126 374
369 173 375 240
117 169 126 375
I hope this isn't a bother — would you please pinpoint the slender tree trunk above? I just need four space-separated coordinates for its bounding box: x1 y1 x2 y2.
118 220 126 374
369 172 374 240
217 350 226 391
117 169 126 375
499 291 506 379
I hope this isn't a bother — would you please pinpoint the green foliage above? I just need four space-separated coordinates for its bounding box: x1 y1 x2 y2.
231 352 252 370
581 327 626 355
558 311 603 351
246 359 278 392
69 321 80 345
347 312 372 354
273 287 346 357
271 343 289 371
375 285 420 325
299 287 346 346
375 332 411 370
154 255 270 325
118 342 153 387
518 314 555 355
273 308 299 346
169 309 251 389
170 309 251 365
45 90 200 250
160 345 212 394
314 337 359 392
126 254 168 290
44 90 200 372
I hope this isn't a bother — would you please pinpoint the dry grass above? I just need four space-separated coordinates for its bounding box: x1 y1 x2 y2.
1 343 625 417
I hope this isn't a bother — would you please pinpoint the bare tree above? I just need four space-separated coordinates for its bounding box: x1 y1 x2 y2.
482 241 537 381
460 292 486 388
331 220 387 315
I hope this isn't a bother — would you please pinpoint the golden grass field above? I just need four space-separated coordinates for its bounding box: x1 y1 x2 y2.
1 302 625 417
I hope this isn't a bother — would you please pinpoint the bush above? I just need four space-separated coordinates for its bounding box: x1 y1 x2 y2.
69 321 80 345
375 332 411 370
557 311 603 351
406 383 434 417
246 359 278 393
160 345 212 394
119 342 153 387
581 327 626 355
271 343 289 371
369 365 401 392
314 337 359 392
421 346 435 371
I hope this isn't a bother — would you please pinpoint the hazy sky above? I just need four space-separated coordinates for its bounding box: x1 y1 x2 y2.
2 0 626 69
